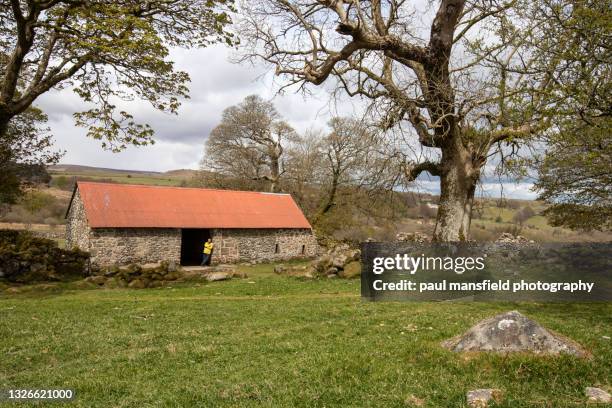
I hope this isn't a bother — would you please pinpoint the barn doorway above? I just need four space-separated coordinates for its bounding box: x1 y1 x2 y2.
180 229 211 266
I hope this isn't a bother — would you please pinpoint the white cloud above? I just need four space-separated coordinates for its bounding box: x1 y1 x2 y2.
37 44 350 171
479 182 538 200
407 178 538 200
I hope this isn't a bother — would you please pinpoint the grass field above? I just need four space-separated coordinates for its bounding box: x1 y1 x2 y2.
51 173 186 186
47 164 194 188
1 264 610 407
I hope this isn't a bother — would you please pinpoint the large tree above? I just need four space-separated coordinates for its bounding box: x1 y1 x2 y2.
238 0 555 241
202 95 296 193
0 0 234 150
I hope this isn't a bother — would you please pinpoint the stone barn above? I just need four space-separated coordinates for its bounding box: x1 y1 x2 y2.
66 181 318 266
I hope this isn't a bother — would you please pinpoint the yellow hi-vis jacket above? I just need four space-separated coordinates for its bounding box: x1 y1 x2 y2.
203 242 214 254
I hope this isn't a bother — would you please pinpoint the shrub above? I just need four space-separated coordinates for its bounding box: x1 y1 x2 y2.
506 199 523 210
50 175 77 191
469 227 496 242
53 175 69 190
0 230 89 283
513 206 536 226
0 190 67 225
21 190 56 214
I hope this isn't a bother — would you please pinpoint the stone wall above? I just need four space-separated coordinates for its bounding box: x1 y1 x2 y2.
66 190 90 251
86 227 316 266
210 228 319 263
1 223 65 241
32 228 65 241
89 228 181 266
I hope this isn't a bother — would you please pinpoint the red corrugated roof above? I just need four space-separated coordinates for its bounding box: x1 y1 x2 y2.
74 181 312 229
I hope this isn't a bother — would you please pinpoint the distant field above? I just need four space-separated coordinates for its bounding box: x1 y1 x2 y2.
47 164 198 187
49 171 191 187
1 263 610 407
51 173 185 186
396 214 612 243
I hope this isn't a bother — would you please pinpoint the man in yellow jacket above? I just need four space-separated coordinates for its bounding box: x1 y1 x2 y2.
201 238 214 266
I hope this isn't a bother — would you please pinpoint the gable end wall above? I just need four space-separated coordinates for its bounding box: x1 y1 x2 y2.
66 190 91 251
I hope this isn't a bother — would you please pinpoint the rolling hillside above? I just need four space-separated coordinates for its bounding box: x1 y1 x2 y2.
48 164 198 187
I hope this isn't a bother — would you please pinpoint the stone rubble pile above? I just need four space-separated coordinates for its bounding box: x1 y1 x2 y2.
84 261 183 289
495 232 535 244
311 243 361 278
83 262 246 289
274 243 362 279
273 264 314 279
395 231 429 243
0 229 89 283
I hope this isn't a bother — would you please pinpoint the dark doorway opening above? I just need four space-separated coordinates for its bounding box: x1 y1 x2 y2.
180 229 211 266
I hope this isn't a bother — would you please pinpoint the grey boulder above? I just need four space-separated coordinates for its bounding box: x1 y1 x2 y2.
205 272 232 282
466 389 502 408
586 387 611 403
442 310 588 357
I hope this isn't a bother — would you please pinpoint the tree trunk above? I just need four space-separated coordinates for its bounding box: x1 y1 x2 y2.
0 115 10 138
433 139 478 242
269 152 280 193
315 171 340 221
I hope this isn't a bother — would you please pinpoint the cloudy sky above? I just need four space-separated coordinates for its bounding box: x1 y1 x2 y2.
37 44 536 199
37 45 342 171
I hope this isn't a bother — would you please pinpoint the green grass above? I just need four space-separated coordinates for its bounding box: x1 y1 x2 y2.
481 206 517 223
1 265 610 407
524 215 554 229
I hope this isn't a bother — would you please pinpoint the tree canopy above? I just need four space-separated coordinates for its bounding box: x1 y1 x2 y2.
0 106 59 206
529 0 611 230
201 95 295 193
0 0 235 150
